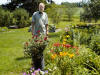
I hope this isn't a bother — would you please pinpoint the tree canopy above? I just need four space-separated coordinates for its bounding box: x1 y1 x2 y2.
2 0 53 15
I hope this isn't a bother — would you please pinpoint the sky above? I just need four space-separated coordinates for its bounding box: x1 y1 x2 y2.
0 0 10 5
52 0 83 4
0 0 83 5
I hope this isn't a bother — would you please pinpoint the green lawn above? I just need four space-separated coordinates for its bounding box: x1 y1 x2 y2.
0 27 62 75
0 28 32 75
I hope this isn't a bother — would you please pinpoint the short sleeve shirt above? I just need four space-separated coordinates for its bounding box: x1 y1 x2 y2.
32 11 48 35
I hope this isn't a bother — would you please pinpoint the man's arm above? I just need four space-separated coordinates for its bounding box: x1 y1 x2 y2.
46 24 48 36
31 22 34 35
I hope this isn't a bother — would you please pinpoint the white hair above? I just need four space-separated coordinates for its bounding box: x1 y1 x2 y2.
39 3 45 7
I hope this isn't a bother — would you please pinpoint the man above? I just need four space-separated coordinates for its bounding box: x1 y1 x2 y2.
31 3 48 36
31 3 48 70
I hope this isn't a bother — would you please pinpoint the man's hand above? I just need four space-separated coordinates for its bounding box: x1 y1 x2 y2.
46 24 48 37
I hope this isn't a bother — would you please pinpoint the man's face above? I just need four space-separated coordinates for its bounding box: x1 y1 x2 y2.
39 5 45 12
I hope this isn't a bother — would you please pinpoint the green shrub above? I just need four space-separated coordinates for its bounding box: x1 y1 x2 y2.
89 35 100 55
3 11 13 27
0 27 8 32
0 7 14 27
13 8 29 28
0 7 5 27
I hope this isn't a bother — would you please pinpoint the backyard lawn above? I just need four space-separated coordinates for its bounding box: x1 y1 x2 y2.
0 27 61 75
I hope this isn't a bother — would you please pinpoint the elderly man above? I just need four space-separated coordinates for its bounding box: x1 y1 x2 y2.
31 3 48 70
31 3 48 36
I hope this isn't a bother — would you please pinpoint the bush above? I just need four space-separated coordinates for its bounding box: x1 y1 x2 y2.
0 7 5 27
3 11 13 27
89 35 100 55
45 43 100 75
0 7 13 27
13 8 29 28
0 27 8 32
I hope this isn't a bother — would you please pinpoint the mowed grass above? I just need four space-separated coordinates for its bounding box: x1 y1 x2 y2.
0 27 62 75
0 28 32 75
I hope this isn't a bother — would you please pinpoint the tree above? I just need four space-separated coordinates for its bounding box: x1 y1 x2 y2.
65 3 77 21
89 0 100 22
82 0 100 22
2 0 51 15
46 4 64 24
13 8 29 28
0 7 5 27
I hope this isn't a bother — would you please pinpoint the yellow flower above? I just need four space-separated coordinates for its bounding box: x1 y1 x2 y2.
63 39 67 42
66 35 70 38
51 54 57 59
59 52 63 56
63 52 68 56
69 53 74 58
63 42 66 45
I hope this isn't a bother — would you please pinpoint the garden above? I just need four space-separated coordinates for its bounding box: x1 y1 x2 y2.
0 0 100 75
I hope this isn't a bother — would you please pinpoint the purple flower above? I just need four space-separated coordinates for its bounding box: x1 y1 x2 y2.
45 70 48 73
31 72 35 75
23 72 26 75
30 67 34 70
37 68 41 71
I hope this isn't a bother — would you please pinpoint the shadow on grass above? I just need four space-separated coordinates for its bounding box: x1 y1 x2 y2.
16 57 31 61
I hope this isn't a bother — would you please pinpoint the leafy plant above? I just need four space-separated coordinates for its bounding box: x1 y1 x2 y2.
48 42 79 75
13 8 29 28
24 31 49 58
89 35 100 55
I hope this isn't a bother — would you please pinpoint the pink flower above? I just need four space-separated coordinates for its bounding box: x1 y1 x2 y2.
44 37 47 41
23 72 26 75
31 72 35 75
65 44 71 48
35 35 38 38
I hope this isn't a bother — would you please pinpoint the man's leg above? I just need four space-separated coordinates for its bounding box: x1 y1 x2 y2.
32 54 44 70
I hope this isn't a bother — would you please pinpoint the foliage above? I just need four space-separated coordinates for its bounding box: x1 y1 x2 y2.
0 7 30 28
3 11 13 27
24 31 49 58
89 34 100 55
2 0 47 15
0 27 8 32
47 42 79 75
0 7 6 26
0 27 100 75
60 30 73 45
82 0 100 22
45 44 100 75
48 24 56 32
65 5 78 21
46 4 64 24
13 8 30 28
